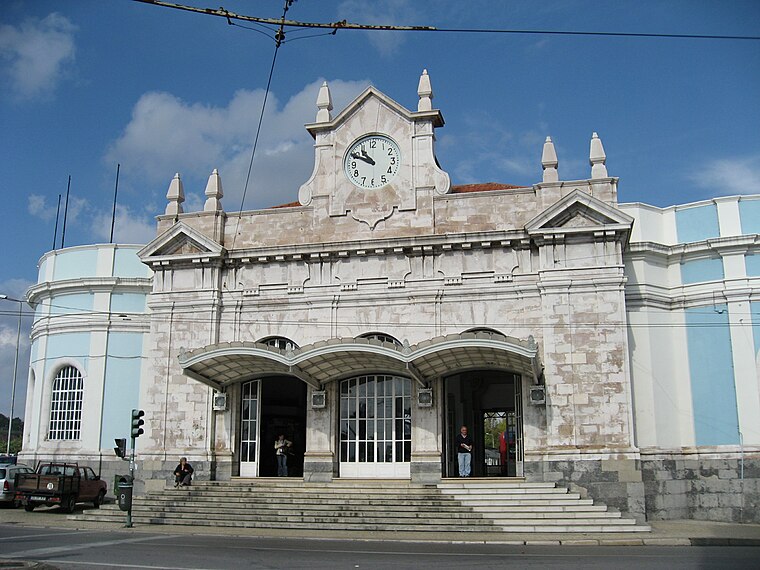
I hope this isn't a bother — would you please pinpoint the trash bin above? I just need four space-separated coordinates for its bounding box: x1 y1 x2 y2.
117 475 133 512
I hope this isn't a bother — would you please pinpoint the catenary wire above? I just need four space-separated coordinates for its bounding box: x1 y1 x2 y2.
132 0 760 42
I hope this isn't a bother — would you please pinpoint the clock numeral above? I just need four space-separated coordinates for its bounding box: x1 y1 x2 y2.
371 178 375 186
351 161 356 169
387 166 393 174
381 175 387 184
354 170 359 177
370 140 377 149
361 177 366 184
390 157 395 165
387 148 393 156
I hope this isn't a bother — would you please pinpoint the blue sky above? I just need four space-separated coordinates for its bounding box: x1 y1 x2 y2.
0 0 759 419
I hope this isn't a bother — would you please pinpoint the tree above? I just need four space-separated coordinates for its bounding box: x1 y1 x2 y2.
0 414 24 455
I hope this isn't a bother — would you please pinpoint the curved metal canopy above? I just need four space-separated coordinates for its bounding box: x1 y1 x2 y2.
179 331 540 392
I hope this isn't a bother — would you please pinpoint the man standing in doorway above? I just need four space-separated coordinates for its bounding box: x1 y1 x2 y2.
456 425 473 477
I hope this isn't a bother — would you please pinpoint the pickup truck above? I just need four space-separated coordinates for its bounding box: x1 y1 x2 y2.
15 463 107 513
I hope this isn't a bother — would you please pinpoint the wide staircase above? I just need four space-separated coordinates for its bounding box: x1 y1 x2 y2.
78 478 650 534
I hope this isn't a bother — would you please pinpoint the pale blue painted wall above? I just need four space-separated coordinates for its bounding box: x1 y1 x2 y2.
50 292 93 315
114 248 151 278
43 333 92 397
685 305 740 446
110 292 147 313
739 200 760 235
52 249 99 281
680 257 724 285
675 204 720 244
746 254 760 277
100 332 144 447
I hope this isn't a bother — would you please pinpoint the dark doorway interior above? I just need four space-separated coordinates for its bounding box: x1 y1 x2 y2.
258 376 307 477
443 371 520 478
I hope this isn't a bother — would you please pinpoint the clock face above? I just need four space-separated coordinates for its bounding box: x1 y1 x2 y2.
344 134 401 189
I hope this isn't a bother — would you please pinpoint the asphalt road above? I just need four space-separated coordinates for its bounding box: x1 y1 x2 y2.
1 524 759 570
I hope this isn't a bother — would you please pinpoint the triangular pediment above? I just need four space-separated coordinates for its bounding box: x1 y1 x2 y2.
525 189 633 235
138 222 224 262
305 86 443 137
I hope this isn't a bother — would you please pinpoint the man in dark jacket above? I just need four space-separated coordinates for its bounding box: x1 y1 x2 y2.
455 425 473 477
174 457 194 487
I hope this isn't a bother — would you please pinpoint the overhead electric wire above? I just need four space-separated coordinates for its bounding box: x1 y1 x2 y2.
230 0 292 251
133 0 760 42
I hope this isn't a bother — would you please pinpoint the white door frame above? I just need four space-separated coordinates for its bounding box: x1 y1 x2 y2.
240 380 261 477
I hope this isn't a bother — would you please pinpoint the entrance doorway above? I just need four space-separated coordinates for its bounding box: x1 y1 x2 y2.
239 376 307 477
444 371 523 478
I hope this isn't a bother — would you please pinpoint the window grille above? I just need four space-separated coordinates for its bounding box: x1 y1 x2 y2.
48 365 83 440
340 375 411 464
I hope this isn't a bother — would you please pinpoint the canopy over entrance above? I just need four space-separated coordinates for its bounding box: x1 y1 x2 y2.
178 331 541 391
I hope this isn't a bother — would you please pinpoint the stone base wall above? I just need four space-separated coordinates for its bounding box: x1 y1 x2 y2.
641 456 760 523
525 458 646 522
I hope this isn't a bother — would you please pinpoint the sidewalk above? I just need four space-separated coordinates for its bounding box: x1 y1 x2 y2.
2 506 760 546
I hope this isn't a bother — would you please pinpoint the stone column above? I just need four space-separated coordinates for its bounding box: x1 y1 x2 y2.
303 383 336 482
410 379 442 484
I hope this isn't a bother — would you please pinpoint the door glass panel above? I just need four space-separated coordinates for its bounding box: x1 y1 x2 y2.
340 374 411 464
240 380 259 474
483 411 508 477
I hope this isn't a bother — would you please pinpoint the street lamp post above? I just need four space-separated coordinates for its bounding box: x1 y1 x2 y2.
0 294 22 456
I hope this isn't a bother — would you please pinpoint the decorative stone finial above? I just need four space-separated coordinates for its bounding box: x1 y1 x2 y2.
316 81 333 122
541 136 559 183
165 173 184 216
203 168 224 212
417 69 433 112
590 132 608 179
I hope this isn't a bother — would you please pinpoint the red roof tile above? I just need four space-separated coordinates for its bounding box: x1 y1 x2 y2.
450 183 525 193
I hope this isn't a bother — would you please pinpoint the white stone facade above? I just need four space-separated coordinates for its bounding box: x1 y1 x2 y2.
19 73 760 523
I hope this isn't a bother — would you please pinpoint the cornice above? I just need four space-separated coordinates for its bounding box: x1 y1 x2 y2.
626 234 760 260
26 277 152 304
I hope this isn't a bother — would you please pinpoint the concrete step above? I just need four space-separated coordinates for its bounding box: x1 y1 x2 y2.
78 479 650 534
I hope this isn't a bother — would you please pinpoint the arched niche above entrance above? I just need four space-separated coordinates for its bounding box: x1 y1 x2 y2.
257 336 299 352
356 332 402 347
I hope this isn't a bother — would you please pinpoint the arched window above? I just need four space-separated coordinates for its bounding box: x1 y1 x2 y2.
357 332 402 347
48 365 84 440
258 336 299 351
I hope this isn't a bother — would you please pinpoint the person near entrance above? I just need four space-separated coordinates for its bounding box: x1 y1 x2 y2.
173 457 193 487
274 434 292 476
456 425 473 477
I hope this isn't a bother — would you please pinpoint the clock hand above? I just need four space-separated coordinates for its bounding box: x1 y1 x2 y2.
351 151 375 166
360 149 376 165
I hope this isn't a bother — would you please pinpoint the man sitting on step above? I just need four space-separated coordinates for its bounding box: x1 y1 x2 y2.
173 457 194 487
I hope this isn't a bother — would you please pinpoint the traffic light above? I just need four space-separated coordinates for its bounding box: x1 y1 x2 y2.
131 409 145 438
114 438 127 458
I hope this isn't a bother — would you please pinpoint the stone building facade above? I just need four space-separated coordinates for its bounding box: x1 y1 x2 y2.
19 72 760 523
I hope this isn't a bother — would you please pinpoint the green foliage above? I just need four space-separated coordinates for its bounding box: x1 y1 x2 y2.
0 414 23 455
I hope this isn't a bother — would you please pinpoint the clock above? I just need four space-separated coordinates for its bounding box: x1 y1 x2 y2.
344 134 401 189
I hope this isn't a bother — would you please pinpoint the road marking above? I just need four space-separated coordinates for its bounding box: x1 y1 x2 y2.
0 530 97 541
43 561 214 570
4 534 174 559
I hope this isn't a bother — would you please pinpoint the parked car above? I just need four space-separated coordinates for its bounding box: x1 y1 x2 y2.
15 463 107 513
0 463 35 507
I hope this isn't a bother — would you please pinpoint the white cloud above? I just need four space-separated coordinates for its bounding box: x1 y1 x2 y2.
691 154 760 196
337 0 418 57
106 79 369 210
440 112 547 185
0 13 76 99
91 205 156 246
28 194 56 221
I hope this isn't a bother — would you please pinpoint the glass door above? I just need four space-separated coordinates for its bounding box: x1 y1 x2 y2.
240 380 260 477
339 375 412 478
483 411 508 476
